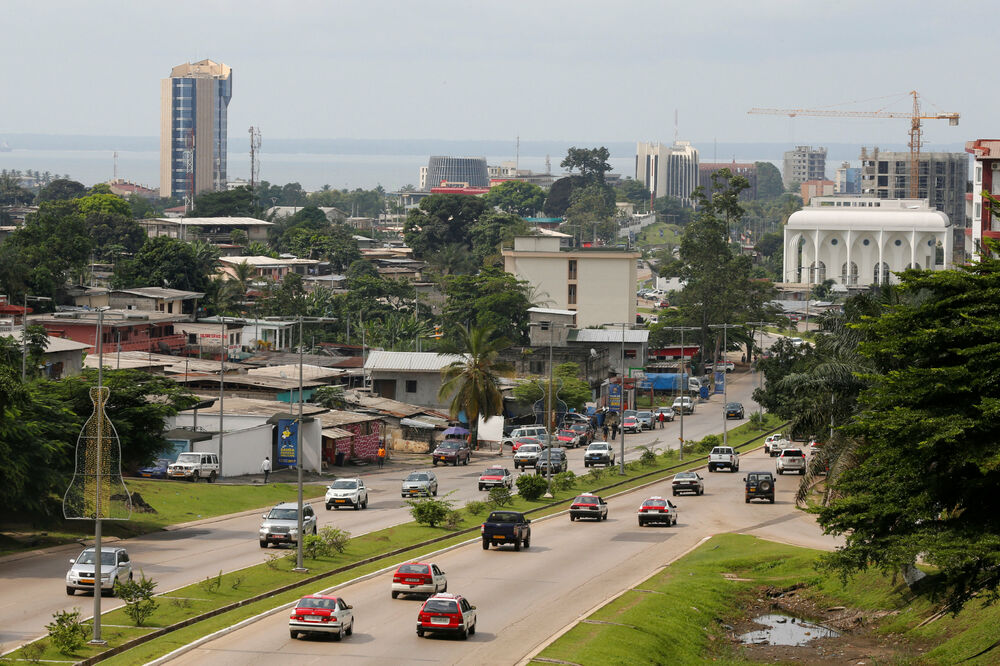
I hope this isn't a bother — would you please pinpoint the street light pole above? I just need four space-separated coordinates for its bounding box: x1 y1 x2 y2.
545 323 554 496
709 323 741 447
745 321 775 420
602 322 633 475
91 307 106 644
662 326 697 460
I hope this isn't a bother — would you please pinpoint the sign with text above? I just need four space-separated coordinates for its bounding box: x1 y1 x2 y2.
608 383 622 412
713 371 726 394
277 419 298 466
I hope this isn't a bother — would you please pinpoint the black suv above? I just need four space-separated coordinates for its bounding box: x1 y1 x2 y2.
535 448 567 475
744 472 775 504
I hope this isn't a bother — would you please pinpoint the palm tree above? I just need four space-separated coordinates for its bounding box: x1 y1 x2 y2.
230 261 255 309
437 325 513 449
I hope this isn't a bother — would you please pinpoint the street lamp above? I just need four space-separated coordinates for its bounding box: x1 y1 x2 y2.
709 323 741 447
745 321 775 420
528 320 569 497
661 326 697 461
603 322 634 475
20 294 51 380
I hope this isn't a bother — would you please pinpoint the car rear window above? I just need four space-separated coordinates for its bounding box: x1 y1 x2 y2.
783 449 804 456
297 597 336 609
675 472 696 479
397 564 430 575
483 468 504 475
643 499 667 507
488 512 522 523
574 495 598 503
423 599 458 613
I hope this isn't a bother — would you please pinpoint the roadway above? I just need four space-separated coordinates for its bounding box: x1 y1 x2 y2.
0 365 769 653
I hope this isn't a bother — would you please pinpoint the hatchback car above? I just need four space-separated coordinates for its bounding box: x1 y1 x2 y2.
402 471 439 497
325 477 368 510
259 502 317 548
432 440 470 466
416 593 477 639
671 471 704 496
570 493 608 521
636 411 655 430
637 497 678 526
622 416 641 433
513 443 542 469
137 458 171 479
478 467 513 491
66 546 133 596
584 442 615 467
289 595 354 641
391 562 447 599
724 402 745 419
511 436 541 453
776 448 807 475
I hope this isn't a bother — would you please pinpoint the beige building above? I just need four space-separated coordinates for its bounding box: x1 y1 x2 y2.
502 236 639 328
160 60 233 202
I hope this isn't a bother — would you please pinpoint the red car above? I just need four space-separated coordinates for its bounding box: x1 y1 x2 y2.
478 467 513 491
416 592 477 639
511 436 541 453
556 429 581 448
391 562 447 599
288 595 354 641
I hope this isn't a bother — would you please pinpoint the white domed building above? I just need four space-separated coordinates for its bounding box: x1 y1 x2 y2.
783 197 952 289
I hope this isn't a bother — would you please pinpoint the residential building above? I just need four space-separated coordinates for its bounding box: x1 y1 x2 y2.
423 156 489 190
698 162 758 201
965 139 1000 261
783 146 827 188
783 197 952 289
197 316 299 353
109 287 203 319
498 307 610 389
139 217 273 244
567 327 648 378
107 179 159 200
635 141 700 206
364 350 466 409
8 330 90 379
859 147 967 261
159 59 233 202
800 180 835 205
834 162 861 194
217 255 320 281
28 309 190 355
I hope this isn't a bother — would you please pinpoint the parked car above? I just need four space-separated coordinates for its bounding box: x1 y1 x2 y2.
259 502 317 548
636 411 655 430
167 452 219 482
556 428 583 448
432 440 470 466
535 448 567 475
584 442 615 467
776 448 807 475
789 337 806 348
724 402 745 419
708 446 740 472
672 396 695 415
325 477 368 510
391 562 447 599
671 471 704 496
654 406 675 422
513 443 542 469
289 595 353 640
622 416 642 433
562 412 590 426
764 433 790 456
478 466 513 491
502 425 546 449
511 436 541 453
744 471 776 503
714 361 736 373
637 496 678 526
569 493 608 521
416 593 477 639
66 546 132 596
481 510 531 550
402 471 439 498
623 409 638 421
137 458 171 479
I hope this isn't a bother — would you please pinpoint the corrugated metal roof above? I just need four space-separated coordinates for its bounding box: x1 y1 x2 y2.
569 328 649 344
364 350 465 372
321 426 353 439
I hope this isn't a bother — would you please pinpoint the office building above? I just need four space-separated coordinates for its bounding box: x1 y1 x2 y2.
698 162 757 201
964 139 1000 262
160 60 233 202
783 146 827 188
423 156 489 190
859 147 967 261
835 162 861 194
635 141 700 207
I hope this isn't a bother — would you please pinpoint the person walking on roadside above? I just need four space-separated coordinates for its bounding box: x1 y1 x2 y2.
658 411 665 429
260 456 271 484
602 423 610 441
377 445 386 469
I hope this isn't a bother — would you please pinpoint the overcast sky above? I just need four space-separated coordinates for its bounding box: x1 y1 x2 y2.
0 0 984 147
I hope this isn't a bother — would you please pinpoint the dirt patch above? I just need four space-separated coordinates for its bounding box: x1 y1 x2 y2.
722 585 922 664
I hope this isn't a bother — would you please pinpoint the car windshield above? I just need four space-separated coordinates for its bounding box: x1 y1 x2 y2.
726 403 741 409
573 495 598 503
266 508 298 520
330 480 357 489
637 412 652 418
518 445 540 453
571 424 587 432
296 597 336 609
676 472 696 479
558 430 575 437
588 443 608 450
397 564 430 575
76 551 117 565
407 473 429 482
624 410 637 417
643 499 667 507
175 453 200 464
423 599 458 613
482 468 504 475
438 442 459 450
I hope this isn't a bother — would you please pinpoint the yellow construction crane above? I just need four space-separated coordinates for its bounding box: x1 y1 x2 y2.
748 91 959 198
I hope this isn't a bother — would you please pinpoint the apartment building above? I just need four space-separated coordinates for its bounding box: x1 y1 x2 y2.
783 146 827 188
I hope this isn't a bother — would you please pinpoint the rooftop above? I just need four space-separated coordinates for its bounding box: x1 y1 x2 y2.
364 350 466 372
111 287 204 300
568 328 649 344
145 217 273 227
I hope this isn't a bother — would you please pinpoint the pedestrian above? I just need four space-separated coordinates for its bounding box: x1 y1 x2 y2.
602 423 610 441
377 445 386 469
610 422 619 440
658 411 665 429
260 456 271 484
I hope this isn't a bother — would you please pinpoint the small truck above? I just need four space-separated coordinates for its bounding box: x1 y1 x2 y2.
481 510 531 551
708 446 740 473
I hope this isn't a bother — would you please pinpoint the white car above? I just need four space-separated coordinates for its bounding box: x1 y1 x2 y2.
391 562 447 599
713 361 736 373
502 425 546 449
708 446 740 473
167 452 219 482
325 477 368 510
637 496 679 526
478 466 514 491
259 502 318 548
672 396 695 415
789 337 806 348
289 595 354 640
776 448 807 475
514 443 542 469
764 433 790 456
66 546 133 596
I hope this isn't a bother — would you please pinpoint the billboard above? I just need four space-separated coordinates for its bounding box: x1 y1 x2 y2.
277 419 298 466
713 371 726 394
608 383 622 412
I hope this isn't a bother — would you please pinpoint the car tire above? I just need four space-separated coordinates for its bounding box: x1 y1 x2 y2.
745 496 750 503
769 497 775 504
523 538 530 549
672 491 677 496
453 458 458 466
346 619 353 636
432 460 438 466
433 487 438 497
698 488 704 496
66 587 75 595
479 485 484 491
333 625 344 641
208 472 217 483
460 627 469 640
417 629 425 637
290 630 298 640
469 620 476 636
442 582 448 592
708 465 714 472
260 540 268 548
570 515 576 521
362 498 368 509
514 538 521 551
392 591 399 599
353 500 360 510
326 503 333 511
800 469 806 476
191 475 198 483
777 468 783 475
482 539 490 550
638 520 644 527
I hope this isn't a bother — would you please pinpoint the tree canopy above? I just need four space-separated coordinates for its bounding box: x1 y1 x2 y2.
482 180 546 217
189 186 255 217
561 146 612 183
512 362 592 411
754 161 784 199
113 235 218 293
37 178 86 203
441 267 533 345
403 194 486 259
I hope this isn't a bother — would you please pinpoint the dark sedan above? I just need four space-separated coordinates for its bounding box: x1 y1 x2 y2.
724 402 745 419
432 440 471 466
138 458 172 479
534 448 567 475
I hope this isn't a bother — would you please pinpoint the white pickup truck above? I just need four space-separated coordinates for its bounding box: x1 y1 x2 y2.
708 446 740 473
763 433 791 457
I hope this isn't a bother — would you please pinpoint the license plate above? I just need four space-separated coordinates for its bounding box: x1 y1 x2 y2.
80 579 94 584
431 617 450 625
749 486 757 492
438 456 447 461
335 499 347 503
494 535 504 539
408 490 418 494
270 534 289 540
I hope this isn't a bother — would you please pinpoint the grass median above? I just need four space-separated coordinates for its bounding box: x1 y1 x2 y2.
5 417 785 665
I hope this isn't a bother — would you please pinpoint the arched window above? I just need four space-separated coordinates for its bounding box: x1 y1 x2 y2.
873 262 890 284
811 261 826 283
841 261 858 286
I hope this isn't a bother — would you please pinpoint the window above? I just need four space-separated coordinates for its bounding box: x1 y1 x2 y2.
624 349 637 359
405 380 417 393
567 284 577 305
568 259 577 280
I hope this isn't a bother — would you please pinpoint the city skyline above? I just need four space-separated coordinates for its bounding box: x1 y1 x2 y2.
0 1 984 148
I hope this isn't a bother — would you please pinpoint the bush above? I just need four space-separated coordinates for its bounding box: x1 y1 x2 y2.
406 493 455 527
116 571 159 626
46 608 88 655
319 525 351 554
748 411 767 430
695 434 722 453
637 446 657 466
444 510 463 530
588 466 605 482
552 470 576 492
465 500 488 515
516 473 549 501
488 486 513 509
198 570 222 594
20 641 44 664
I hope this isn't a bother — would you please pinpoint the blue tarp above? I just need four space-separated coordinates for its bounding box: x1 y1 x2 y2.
642 373 690 390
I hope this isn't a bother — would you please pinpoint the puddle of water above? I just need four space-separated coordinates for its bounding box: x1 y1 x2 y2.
739 613 840 646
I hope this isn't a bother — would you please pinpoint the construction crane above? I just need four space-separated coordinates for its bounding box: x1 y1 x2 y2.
748 91 959 198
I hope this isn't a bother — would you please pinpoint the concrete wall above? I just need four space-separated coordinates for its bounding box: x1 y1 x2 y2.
370 370 447 410
195 424 272 477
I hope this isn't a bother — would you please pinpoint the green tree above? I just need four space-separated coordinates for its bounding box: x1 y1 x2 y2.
438 325 512 448
441 268 533 344
615 178 651 209
0 201 92 301
482 180 546 217
113 235 218 293
542 176 583 218
561 146 612 183
469 211 529 265
0 172 35 205
653 195 693 226
403 194 486 259
189 186 254 217
563 183 616 244
37 178 86 202
76 193 145 261
754 161 784 199
512 362 592 410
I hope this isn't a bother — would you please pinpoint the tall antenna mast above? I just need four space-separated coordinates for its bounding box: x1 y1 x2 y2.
113 151 118 181
249 126 262 211
674 109 679 143
515 135 520 171
545 154 551 174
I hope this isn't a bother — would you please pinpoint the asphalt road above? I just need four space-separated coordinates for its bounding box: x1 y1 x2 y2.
166 446 839 666
0 367 767 653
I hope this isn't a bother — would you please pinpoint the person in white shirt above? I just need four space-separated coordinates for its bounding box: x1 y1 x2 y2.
260 456 271 483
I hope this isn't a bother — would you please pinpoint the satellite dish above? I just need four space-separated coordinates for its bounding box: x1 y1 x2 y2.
590 348 598 357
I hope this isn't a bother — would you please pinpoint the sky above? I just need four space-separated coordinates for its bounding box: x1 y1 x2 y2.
0 0 986 148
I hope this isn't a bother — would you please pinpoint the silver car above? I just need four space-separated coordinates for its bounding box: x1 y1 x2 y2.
636 411 655 430
513 443 542 469
66 546 133 596
259 502 317 548
402 471 438 498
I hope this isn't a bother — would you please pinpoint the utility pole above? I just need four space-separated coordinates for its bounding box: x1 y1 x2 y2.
745 321 774 420
663 326 697 460
21 294 51 380
709 323 741 447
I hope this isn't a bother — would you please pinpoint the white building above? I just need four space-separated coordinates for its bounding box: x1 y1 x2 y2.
635 140 700 207
783 197 952 288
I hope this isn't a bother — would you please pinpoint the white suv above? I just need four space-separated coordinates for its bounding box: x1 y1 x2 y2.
503 426 546 449
66 546 133 596
259 502 318 548
776 448 807 475
325 477 368 510
168 452 219 482
672 396 695 415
